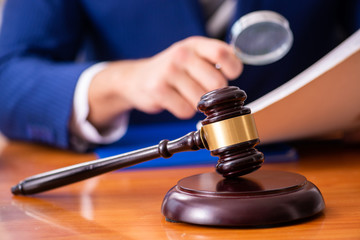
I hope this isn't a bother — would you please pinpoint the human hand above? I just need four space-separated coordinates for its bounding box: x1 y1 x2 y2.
88 36 243 130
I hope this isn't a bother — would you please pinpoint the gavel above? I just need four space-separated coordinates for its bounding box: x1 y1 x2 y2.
11 86 264 195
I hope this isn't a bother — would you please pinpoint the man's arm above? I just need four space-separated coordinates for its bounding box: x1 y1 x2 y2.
0 0 92 149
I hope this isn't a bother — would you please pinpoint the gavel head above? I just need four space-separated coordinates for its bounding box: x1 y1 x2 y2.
197 86 264 178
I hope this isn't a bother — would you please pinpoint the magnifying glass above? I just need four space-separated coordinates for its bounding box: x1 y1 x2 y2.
230 10 293 65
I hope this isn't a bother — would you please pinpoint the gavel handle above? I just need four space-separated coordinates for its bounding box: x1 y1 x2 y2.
11 131 205 195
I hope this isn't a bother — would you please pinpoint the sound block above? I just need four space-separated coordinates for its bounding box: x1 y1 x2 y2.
161 169 325 227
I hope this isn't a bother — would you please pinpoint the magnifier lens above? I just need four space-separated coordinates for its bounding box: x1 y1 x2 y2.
231 11 293 65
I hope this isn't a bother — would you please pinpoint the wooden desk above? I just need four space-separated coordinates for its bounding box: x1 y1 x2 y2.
0 140 359 239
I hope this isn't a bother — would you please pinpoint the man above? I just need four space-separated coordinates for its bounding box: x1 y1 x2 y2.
0 0 359 150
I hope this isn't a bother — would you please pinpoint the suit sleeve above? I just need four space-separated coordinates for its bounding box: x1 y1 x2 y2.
0 0 94 149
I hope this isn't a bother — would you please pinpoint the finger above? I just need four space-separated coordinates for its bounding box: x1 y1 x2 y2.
192 37 243 79
169 70 208 109
156 84 196 119
183 53 228 92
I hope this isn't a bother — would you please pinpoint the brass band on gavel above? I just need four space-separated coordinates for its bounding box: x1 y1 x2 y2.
200 114 259 151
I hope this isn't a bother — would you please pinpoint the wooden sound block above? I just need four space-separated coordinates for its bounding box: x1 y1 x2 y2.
161 169 325 227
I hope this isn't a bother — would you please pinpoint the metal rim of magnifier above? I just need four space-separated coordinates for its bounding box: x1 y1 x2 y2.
230 10 293 65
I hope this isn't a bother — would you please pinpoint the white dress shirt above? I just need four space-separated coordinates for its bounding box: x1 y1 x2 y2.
69 62 128 151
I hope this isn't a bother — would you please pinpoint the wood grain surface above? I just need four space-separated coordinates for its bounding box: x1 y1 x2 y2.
0 140 359 240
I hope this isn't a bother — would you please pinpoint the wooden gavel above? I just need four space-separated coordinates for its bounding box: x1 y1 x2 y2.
11 86 264 195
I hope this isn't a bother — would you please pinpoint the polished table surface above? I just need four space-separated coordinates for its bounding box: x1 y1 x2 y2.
0 139 359 240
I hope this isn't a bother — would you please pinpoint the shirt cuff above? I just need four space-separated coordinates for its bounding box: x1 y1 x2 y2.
70 62 129 150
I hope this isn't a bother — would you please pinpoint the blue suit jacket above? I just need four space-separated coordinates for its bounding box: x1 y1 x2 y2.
0 0 359 149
